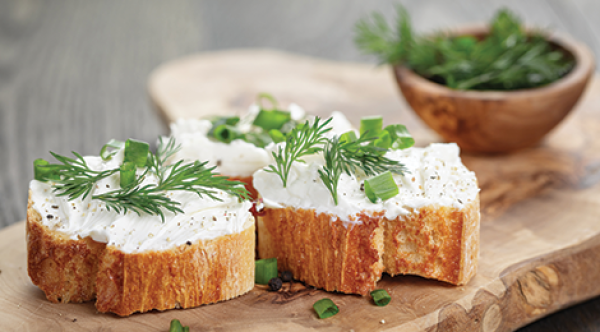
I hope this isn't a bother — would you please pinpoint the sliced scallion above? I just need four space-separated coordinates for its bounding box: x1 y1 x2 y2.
385 124 415 150
123 139 149 167
253 109 292 131
339 130 357 144
257 92 279 111
119 162 136 188
100 139 125 161
255 257 278 285
313 298 339 319
360 116 383 140
34 159 60 181
169 319 183 332
213 125 243 143
364 171 399 203
370 289 391 306
268 129 285 143
374 130 392 151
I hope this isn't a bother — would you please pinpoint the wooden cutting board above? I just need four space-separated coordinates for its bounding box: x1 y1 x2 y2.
2 50 600 332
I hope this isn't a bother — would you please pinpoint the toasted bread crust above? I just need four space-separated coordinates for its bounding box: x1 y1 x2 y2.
26 204 105 303
258 197 479 294
258 208 384 295
383 197 480 285
27 194 255 316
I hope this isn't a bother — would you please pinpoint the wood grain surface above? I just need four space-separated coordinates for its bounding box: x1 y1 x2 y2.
2 1 600 331
2 50 600 331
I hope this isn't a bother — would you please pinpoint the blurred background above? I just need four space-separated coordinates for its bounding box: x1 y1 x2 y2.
0 1 599 330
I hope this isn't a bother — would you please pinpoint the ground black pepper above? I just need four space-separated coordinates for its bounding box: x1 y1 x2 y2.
268 277 282 291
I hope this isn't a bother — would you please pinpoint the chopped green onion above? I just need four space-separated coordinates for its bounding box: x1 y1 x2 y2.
257 92 279 111
255 258 278 285
339 130 357 144
244 132 273 148
374 130 392 151
169 319 183 332
364 171 399 203
370 289 391 306
385 124 415 150
253 109 292 131
360 116 383 139
119 162 136 188
313 298 339 319
34 159 60 181
213 125 243 143
100 139 125 161
269 129 285 143
123 139 149 167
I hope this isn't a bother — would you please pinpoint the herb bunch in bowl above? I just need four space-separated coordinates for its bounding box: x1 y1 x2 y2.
355 6 575 91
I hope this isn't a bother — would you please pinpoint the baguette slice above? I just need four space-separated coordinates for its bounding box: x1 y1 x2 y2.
27 194 255 316
257 197 479 295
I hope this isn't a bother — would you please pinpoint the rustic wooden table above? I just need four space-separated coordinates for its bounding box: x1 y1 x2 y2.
1 1 599 331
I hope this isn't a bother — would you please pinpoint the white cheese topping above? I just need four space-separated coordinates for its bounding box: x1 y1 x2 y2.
168 104 354 177
29 149 253 254
253 143 479 223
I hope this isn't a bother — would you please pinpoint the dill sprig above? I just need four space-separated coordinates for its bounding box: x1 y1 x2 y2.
265 117 332 187
39 137 250 222
318 134 408 205
355 6 575 91
50 151 119 200
94 161 250 221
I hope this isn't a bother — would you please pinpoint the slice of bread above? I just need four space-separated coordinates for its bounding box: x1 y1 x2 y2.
27 194 255 316
257 197 479 295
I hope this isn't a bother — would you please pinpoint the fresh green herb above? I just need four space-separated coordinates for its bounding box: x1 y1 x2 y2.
266 117 332 187
373 129 392 151
313 298 339 319
253 109 292 131
255 258 278 285
339 131 357 145
34 159 60 181
360 116 383 139
99 139 125 161
94 160 250 221
371 289 391 306
364 171 399 203
169 319 190 332
268 129 286 143
213 125 243 143
318 134 407 205
385 124 415 150
48 152 120 200
123 139 149 167
119 162 136 188
36 137 249 222
355 6 574 90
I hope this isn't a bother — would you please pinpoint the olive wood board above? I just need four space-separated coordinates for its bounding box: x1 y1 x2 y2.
2 50 600 332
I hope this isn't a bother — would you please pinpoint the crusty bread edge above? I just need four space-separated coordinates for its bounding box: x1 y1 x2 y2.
26 191 255 316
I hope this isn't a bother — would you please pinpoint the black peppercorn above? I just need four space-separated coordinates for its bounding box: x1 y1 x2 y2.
281 270 293 282
268 277 282 291
186 241 192 246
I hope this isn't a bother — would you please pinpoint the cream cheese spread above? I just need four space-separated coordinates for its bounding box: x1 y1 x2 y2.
253 143 479 223
29 149 253 254
168 104 354 178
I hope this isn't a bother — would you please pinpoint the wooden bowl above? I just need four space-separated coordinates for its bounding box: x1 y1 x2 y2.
393 26 595 153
